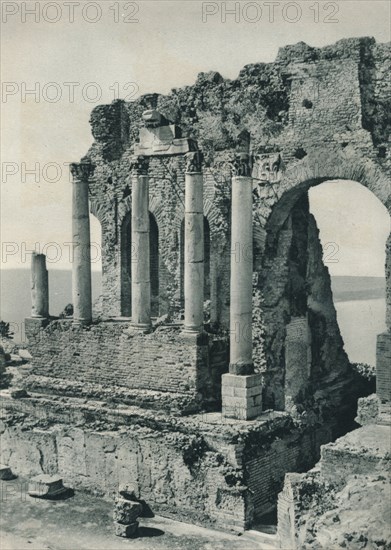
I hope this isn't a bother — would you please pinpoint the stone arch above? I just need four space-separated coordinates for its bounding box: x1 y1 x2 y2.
264 151 390 238
258 152 390 411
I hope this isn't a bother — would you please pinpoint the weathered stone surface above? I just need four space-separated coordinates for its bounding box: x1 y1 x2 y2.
28 474 66 498
278 425 391 549
10 388 29 399
114 521 139 537
113 498 142 524
355 393 380 426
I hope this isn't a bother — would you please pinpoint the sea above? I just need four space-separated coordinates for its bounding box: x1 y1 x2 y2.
0 270 386 366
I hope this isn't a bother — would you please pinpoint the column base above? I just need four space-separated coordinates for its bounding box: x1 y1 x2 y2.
128 323 151 334
72 318 91 326
229 362 254 375
182 325 204 335
222 373 262 420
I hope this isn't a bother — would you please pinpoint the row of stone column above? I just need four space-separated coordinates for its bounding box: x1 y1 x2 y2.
128 152 205 333
30 152 261 419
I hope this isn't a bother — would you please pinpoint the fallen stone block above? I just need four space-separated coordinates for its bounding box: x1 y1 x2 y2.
0 464 15 480
28 474 67 498
114 521 139 538
18 349 32 361
113 497 143 524
10 388 29 399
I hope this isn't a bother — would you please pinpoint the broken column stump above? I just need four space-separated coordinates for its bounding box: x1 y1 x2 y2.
28 474 67 498
113 496 143 538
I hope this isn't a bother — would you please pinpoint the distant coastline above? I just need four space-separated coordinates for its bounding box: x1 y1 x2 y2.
330 276 386 302
0 270 387 348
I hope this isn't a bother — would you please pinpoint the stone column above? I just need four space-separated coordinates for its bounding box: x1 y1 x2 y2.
184 151 204 333
375 232 390 425
284 316 311 411
70 161 94 324
222 154 262 420
31 252 49 318
130 156 151 331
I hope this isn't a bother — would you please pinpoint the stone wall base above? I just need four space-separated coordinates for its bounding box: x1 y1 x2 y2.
0 391 340 533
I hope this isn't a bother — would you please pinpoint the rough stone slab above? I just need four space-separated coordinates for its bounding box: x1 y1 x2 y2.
320 425 391 484
113 498 143 524
114 521 139 538
0 464 15 480
28 474 67 498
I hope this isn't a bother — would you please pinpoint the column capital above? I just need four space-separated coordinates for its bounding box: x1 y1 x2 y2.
230 153 253 178
185 150 203 174
130 155 149 176
70 160 94 182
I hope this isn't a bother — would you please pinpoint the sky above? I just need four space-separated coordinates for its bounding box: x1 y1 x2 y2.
1 0 390 275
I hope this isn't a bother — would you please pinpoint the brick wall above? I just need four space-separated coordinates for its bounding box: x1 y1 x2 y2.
25 319 228 407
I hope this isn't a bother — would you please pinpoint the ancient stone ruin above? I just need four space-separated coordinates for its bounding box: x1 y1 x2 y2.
1 37 390 545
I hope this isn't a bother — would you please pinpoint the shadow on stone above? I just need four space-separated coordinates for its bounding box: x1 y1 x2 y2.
138 499 155 518
44 487 75 501
137 526 165 538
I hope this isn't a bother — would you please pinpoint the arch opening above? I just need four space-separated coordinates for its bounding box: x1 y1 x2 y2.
261 178 390 413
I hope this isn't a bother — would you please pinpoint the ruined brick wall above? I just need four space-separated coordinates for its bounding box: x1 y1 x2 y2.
244 425 332 517
0 394 349 531
24 319 228 412
85 37 390 324
25 37 390 412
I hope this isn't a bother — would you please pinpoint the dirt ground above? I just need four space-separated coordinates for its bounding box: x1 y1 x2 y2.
0 477 266 550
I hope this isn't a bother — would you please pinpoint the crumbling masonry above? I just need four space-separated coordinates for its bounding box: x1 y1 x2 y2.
1 37 390 535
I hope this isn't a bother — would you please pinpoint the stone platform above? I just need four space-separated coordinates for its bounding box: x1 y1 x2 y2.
0 389 337 533
320 424 391 484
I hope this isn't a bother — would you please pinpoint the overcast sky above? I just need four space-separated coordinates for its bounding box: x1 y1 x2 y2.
1 0 390 275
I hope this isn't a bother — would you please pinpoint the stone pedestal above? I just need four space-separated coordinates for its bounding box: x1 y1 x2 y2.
71 162 93 325
31 253 49 318
222 373 262 420
184 151 204 334
130 157 151 331
222 154 262 420
113 495 142 538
